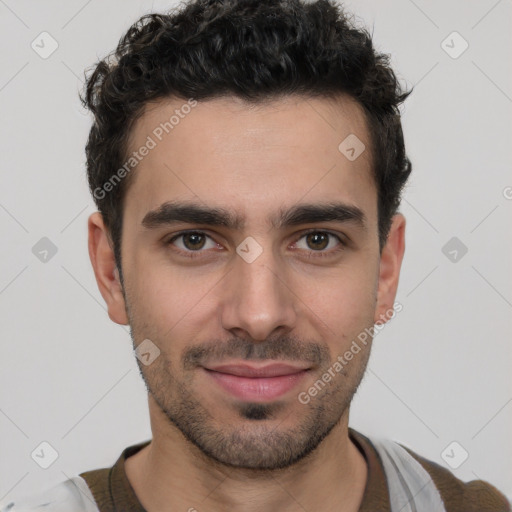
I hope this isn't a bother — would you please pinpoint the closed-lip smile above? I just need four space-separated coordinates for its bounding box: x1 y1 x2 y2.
202 361 311 402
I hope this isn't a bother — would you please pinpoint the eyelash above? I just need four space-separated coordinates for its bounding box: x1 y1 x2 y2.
165 229 346 259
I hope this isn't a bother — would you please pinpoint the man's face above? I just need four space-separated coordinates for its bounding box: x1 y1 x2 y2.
90 95 404 470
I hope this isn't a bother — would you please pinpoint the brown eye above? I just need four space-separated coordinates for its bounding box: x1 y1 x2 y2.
168 231 218 253
294 231 344 256
305 232 329 250
182 232 206 250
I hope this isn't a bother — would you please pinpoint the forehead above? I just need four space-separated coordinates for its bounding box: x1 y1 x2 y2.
122 94 376 230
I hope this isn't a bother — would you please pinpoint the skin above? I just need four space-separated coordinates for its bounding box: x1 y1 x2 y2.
88 94 406 512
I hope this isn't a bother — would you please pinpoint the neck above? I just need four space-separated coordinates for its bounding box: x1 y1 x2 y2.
125 396 367 512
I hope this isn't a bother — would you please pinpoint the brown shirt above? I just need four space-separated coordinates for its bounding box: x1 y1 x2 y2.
79 428 510 511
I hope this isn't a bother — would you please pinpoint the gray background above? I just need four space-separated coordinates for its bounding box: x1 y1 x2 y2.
1 0 511 504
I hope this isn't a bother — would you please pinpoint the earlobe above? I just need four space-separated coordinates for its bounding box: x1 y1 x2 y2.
374 214 406 325
88 212 129 325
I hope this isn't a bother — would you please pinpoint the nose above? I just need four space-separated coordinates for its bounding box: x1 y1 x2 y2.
220 246 298 342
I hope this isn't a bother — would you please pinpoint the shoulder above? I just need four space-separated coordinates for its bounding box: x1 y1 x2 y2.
400 442 511 512
0 476 99 512
357 431 511 512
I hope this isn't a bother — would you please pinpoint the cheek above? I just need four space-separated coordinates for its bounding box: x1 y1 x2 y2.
129 257 219 336
301 264 377 336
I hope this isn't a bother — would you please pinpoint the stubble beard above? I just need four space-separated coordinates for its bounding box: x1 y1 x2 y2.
134 337 370 470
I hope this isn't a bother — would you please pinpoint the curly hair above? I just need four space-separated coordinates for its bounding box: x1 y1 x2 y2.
81 0 412 276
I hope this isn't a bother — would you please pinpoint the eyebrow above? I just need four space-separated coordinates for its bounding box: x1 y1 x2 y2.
141 200 367 232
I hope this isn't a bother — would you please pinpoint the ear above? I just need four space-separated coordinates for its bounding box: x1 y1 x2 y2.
88 212 129 325
374 213 406 325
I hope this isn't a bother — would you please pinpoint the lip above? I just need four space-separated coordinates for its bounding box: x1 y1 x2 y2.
202 362 311 402
205 362 310 378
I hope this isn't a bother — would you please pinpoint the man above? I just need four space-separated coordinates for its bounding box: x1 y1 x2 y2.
2 0 509 511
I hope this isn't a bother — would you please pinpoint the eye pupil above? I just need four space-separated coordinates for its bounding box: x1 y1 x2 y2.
183 233 206 250
306 232 329 250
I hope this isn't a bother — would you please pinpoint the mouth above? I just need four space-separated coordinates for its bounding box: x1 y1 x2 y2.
202 362 311 402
